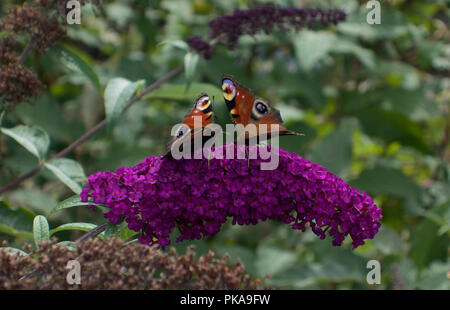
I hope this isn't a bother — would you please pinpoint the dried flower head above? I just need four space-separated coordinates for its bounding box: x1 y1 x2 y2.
1 35 42 104
81 144 382 249
0 63 43 104
0 1 94 105
187 6 347 58
0 238 262 289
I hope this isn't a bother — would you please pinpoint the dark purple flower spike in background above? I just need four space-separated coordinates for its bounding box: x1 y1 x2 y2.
187 6 347 59
81 144 382 249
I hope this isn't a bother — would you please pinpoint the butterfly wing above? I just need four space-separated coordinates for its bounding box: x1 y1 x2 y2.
166 93 214 154
221 75 301 139
182 93 214 129
221 74 254 126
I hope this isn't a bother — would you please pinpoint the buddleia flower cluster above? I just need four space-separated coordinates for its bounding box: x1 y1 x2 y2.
81 144 382 249
187 6 346 58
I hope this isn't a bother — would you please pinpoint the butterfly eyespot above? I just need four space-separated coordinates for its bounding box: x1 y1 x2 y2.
176 126 188 138
222 79 236 101
255 101 268 114
195 95 211 111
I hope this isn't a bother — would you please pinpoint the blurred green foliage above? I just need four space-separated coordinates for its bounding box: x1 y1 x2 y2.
0 0 449 289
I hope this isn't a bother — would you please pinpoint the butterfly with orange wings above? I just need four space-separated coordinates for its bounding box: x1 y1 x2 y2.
166 93 215 157
221 74 303 141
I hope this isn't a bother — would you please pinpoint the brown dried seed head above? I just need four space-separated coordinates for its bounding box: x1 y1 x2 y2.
0 238 263 289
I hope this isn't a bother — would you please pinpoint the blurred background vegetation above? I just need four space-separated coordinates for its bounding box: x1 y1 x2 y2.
0 0 449 289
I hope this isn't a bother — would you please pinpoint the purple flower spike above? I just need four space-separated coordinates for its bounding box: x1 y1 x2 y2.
81 144 382 249
187 6 347 58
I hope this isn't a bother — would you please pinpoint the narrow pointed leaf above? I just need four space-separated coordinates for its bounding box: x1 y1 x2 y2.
44 158 86 194
50 222 98 235
104 78 145 131
0 201 35 239
1 125 49 160
184 52 199 89
33 215 50 248
50 44 102 92
49 195 107 216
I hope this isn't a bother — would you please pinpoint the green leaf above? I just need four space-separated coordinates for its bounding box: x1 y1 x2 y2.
308 124 353 177
105 3 133 27
119 227 139 242
355 107 431 154
279 120 317 154
44 158 86 194
184 52 199 89
314 252 366 282
293 31 336 71
49 195 107 216
50 44 102 92
268 263 318 289
144 83 222 101
255 245 297 277
1 125 50 160
378 88 439 121
342 87 439 121
395 258 419 290
50 195 87 215
15 95 83 143
372 226 407 255
337 7 410 41
418 261 450 290
350 164 422 199
33 215 50 247
334 39 375 69
104 78 145 131
411 202 449 268
0 201 35 239
214 245 257 275
10 189 57 215
50 222 98 235
104 221 126 237
0 247 28 256
158 39 189 51
0 109 5 125
308 241 367 282
293 31 375 70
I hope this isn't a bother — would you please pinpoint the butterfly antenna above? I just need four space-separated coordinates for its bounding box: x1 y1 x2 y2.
287 130 305 136
211 96 217 122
